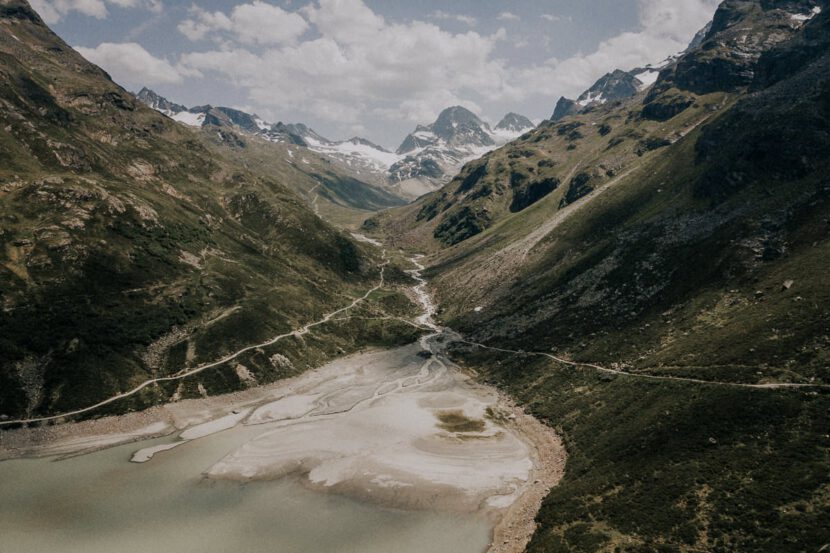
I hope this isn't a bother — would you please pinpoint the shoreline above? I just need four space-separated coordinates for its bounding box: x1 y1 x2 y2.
484 391 565 552
0 346 389 461
0 251 567 553
0 342 566 553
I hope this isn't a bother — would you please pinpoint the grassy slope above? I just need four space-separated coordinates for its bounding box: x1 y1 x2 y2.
201 130 406 230
375 2 830 550
0 2 419 420
454 346 829 552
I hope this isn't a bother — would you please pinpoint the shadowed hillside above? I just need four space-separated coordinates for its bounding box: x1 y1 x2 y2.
376 0 830 549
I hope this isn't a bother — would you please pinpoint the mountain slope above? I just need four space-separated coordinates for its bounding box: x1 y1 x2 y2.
379 0 830 383
192 124 406 228
375 0 830 550
135 88 407 215
0 0 419 421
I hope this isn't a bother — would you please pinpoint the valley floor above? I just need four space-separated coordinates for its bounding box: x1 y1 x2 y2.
0 246 565 553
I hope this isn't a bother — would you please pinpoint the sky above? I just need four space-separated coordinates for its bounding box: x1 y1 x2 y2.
31 0 720 149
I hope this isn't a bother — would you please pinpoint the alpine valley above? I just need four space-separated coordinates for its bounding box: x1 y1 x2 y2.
1 1 829 553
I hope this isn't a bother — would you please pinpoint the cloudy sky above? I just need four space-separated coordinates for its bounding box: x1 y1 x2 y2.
32 0 719 148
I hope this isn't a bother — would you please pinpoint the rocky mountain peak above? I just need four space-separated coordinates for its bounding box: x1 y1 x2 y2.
645 0 822 104
707 0 819 36
433 105 484 126
550 68 645 121
431 105 494 147
135 87 187 114
576 69 643 107
684 21 713 53
548 0 816 124
392 105 532 193
495 112 534 133
395 105 494 156
550 97 578 121
1 0 44 23
345 136 390 152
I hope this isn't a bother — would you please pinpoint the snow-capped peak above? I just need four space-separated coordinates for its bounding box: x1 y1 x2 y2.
391 107 535 189
134 87 401 175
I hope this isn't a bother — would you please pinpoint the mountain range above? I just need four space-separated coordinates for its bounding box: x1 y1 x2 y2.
136 88 534 200
549 20 721 123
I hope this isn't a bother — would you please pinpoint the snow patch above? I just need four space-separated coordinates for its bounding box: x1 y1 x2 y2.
491 127 530 143
791 6 821 21
633 70 660 89
303 139 402 172
171 111 205 127
577 91 606 107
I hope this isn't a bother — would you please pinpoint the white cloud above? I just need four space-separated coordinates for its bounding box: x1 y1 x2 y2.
30 0 161 24
74 42 188 85
516 0 719 102
429 10 477 27
180 0 511 127
108 0 161 11
497 11 520 22
300 0 384 45
177 9 232 41
169 0 717 139
541 14 560 22
68 0 720 144
178 2 308 45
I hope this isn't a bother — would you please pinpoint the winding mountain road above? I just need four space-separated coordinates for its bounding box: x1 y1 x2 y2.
455 339 830 391
4 232 826 430
0 249 389 427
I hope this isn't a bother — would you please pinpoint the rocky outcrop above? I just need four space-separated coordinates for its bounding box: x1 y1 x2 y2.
135 87 187 114
646 0 821 101
551 97 578 121
551 69 645 121
558 172 594 207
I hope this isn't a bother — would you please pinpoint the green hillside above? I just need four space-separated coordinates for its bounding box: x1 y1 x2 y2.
0 1 417 421
376 0 830 549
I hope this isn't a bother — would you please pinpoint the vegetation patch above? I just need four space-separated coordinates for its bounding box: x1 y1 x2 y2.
435 409 486 433
451 346 830 552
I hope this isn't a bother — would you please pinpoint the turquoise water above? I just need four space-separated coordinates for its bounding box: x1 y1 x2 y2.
0 428 491 553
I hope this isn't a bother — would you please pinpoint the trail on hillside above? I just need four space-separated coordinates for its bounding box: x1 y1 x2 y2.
455 339 830 391
1 242 567 553
0 249 389 427
308 183 322 216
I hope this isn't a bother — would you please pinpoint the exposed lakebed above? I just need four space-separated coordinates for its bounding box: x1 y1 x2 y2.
0 253 563 552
